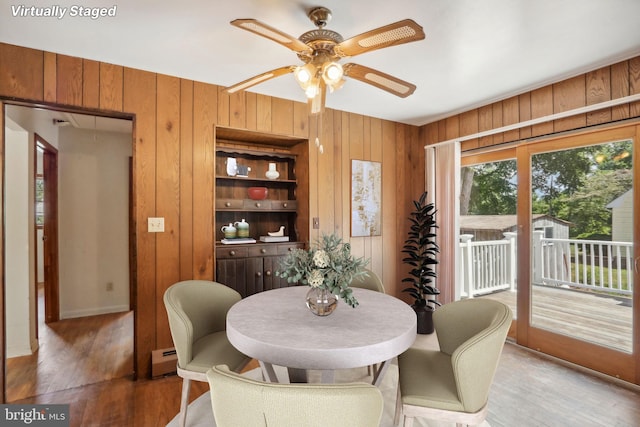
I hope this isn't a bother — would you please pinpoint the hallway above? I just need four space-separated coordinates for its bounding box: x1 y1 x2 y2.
5 284 134 401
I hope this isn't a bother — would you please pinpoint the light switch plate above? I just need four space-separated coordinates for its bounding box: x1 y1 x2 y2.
148 217 165 232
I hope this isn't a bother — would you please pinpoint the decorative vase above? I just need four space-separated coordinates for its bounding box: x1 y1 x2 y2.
265 162 280 180
305 287 338 316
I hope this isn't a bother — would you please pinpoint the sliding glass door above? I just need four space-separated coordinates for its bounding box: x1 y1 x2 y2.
461 123 639 384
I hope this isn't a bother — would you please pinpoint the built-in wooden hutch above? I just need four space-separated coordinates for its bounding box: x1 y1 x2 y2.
214 126 310 297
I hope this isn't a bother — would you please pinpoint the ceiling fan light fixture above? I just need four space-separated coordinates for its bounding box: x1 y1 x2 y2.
322 62 343 85
295 63 316 85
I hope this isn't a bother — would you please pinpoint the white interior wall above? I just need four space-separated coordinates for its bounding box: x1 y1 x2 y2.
5 122 34 357
58 126 131 318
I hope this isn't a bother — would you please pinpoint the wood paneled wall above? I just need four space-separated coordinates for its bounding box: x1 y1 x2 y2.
421 57 640 148
0 42 416 380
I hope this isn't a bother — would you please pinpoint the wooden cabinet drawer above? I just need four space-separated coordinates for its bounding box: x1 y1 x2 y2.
270 200 297 210
248 245 278 257
243 199 271 210
216 199 243 209
277 243 304 255
216 246 248 259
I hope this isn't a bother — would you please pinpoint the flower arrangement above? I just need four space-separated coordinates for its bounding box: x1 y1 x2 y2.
276 233 368 308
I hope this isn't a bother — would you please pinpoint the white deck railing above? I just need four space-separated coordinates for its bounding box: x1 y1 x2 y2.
460 231 634 298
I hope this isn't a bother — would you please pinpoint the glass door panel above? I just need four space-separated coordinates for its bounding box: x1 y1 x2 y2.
529 139 633 353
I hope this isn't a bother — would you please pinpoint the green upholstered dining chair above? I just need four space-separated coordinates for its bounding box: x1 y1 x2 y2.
207 364 384 427
351 268 386 294
395 298 512 427
163 280 250 427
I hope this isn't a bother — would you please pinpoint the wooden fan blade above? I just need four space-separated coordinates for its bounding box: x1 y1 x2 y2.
335 19 425 57
343 63 416 98
224 66 296 94
231 19 311 54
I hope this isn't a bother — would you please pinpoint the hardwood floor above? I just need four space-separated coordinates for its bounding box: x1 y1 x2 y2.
6 291 640 426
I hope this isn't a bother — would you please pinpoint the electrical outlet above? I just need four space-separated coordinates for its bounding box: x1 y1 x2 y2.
313 217 320 229
148 217 165 232
106 282 114 291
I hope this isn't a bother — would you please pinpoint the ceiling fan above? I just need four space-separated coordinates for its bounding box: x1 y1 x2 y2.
224 7 425 114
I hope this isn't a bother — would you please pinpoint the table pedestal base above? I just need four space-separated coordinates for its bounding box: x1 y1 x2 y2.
259 359 392 386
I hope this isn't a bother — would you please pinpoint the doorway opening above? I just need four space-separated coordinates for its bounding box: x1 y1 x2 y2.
4 104 135 401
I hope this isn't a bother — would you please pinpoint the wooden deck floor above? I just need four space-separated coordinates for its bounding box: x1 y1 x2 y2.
482 285 633 353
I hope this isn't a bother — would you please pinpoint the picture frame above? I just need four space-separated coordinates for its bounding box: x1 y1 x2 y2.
351 159 382 237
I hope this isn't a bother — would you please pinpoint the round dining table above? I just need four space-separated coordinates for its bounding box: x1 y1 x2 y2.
226 286 417 385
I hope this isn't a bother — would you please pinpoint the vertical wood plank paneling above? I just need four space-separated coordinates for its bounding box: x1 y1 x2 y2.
395 123 411 302
123 67 157 378
381 120 397 295
331 111 343 239
217 87 230 127
340 112 351 240
370 118 383 268
478 105 493 147
245 92 257 131
179 79 194 281
586 67 612 125
611 61 630 121
491 102 504 144
56 54 83 106
192 81 216 279
362 116 372 261
155 74 181 348
99 63 124 112
629 57 640 117
0 44 43 100
348 113 365 255
43 52 56 103
314 111 330 239
293 101 309 138
271 98 294 135
256 94 272 132
531 86 554 137
518 92 532 139
502 97 520 143
444 115 460 141
228 90 246 129
553 75 586 132
459 109 479 148
82 59 100 109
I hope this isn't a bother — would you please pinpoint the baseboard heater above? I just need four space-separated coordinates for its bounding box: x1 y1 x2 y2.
152 347 178 378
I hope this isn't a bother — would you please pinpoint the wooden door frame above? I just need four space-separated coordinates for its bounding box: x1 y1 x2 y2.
516 123 639 384
35 134 59 324
1 101 137 403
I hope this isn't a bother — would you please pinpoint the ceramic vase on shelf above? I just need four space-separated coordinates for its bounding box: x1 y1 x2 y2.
305 287 338 316
265 162 280 180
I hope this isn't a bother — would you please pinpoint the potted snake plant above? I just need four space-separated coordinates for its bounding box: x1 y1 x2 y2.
401 191 440 334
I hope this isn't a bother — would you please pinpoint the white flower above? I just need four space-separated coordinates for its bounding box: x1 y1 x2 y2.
313 249 330 268
307 269 324 288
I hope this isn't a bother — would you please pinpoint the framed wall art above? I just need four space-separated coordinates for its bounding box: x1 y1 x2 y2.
351 159 382 237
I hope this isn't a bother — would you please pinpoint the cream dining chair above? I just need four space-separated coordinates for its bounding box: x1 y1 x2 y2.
395 298 512 427
207 364 384 427
163 280 250 427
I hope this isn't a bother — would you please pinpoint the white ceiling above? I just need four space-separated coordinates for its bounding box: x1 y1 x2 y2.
2 0 640 126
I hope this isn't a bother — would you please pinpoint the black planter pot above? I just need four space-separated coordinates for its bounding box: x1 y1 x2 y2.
414 306 435 334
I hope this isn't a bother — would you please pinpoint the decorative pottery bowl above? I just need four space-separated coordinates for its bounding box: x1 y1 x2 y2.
247 187 268 200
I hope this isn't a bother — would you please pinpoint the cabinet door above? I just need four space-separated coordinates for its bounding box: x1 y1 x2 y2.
245 257 264 297
216 258 248 297
263 256 292 290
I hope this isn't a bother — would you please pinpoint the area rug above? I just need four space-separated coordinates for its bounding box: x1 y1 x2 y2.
166 362 491 427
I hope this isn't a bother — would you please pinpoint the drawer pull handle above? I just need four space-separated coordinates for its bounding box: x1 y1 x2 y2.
260 248 266 254
282 203 288 208
256 272 262 277
225 202 231 207
255 202 261 208
265 270 272 277
229 250 236 256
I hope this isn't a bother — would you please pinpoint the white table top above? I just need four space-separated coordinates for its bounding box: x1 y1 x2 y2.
226 286 417 371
